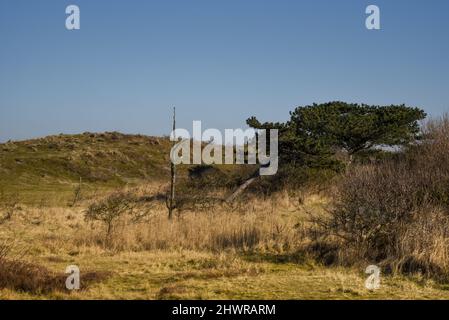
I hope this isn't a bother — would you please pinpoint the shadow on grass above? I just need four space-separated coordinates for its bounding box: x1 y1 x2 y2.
239 241 341 266
240 251 307 265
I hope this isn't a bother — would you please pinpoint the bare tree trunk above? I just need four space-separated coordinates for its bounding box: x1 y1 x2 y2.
347 153 354 167
225 176 258 203
168 107 176 219
225 169 260 203
225 156 274 203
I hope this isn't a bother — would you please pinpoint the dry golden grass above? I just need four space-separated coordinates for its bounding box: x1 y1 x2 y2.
2 185 449 300
75 188 307 253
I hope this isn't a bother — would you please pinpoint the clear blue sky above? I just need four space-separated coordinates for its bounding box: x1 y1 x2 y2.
1 0 448 142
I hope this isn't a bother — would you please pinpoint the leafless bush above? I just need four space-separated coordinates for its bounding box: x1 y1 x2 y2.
315 115 449 277
0 243 109 293
85 190 155 241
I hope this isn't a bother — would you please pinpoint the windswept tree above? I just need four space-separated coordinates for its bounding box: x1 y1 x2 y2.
247 102 426 168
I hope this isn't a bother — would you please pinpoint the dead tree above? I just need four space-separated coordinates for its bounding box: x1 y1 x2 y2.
225 162 272 203
168 107 176 219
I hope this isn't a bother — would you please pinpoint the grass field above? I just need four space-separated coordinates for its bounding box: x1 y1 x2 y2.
1 191 449 300
2 133 449 300
5 251 449 300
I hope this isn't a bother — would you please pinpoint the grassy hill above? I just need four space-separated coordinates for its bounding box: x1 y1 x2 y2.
0 132 172 204
0 132 254 205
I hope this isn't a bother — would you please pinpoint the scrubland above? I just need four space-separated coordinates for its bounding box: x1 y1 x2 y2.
2 191 449 300
2 118 449 300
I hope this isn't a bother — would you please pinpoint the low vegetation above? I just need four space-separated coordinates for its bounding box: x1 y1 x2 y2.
313 116 449 279
1 104 449 299
0 132 171 205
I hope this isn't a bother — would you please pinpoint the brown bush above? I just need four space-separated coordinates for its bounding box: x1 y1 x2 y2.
0 243 110 294
85 190 156 240
316 115 449 277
